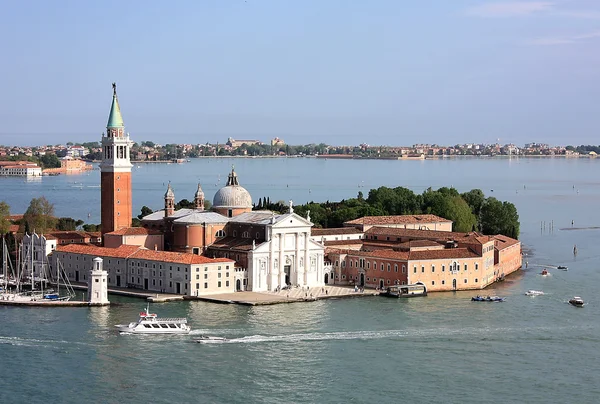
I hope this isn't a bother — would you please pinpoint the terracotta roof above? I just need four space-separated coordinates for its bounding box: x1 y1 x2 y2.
56 244 140 258
397 240 443 248
311 227 362 236
130 249 233 265
365 227 492 245
9 214 24 221
55 244 233 265
345 214 452 226
493 235 520 250
105 227 163 236
323 240 364 246
49 231 99 240
207 236 257 251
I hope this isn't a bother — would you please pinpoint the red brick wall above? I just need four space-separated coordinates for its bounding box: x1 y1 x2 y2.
101 171 132 236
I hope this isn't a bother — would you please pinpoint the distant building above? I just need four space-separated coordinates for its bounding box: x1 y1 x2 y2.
0 161 42 177
226 137 261 148
271 137 285 147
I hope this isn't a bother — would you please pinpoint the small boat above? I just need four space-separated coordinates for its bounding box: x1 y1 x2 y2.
380 283 427 298
195 336 228 342
525 290 544 296
471 295 506 302
115 304 191 334
557 266 568 271
568 297 585 307
541 269 549 276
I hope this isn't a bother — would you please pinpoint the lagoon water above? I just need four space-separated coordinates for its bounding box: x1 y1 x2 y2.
1 157 600 403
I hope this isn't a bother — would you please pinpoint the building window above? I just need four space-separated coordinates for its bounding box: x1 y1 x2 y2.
421 266 424 273
432 265 435 273
218 273 221 278
226 272 229 277
432 281 435 286
475 263 479 270
387 264 390 272
216 230 226 238
196 283 199 289
464 279 468 283
381 264 384 271
204 282 208 289
394 264 398 273
442 265 445 272
242 231 249 238
204 274 208 279
367 262 370 269
464 264 468 271
218 281 222 288
413 266 417 273
226 281 229 287
192 247 200 255
442 280 445 285
475 278 478 282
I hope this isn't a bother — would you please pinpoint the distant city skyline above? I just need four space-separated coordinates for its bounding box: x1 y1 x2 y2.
2 1 600 147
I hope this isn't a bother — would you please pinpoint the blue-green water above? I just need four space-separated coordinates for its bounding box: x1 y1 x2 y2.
1 157 600 403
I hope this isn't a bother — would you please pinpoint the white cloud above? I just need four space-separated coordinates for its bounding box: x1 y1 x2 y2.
527 30 600 45
466 1 554 17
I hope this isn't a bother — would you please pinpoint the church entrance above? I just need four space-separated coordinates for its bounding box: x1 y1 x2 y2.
176 282 181 294
116 275 121 287
284 265 291 285
236 279 241 291
360 273 365 287
452 279 457 290
324 273 329 284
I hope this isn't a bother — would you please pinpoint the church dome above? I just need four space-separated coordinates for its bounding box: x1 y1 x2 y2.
212 168 252 209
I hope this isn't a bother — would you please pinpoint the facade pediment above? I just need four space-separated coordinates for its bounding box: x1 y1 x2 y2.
272 213 313 229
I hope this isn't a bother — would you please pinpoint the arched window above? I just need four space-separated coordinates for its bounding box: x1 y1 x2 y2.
215 230 226 238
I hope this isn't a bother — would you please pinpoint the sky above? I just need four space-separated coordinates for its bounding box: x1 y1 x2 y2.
1 0 599 147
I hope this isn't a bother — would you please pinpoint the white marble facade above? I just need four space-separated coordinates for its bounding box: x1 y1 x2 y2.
248 212 325 292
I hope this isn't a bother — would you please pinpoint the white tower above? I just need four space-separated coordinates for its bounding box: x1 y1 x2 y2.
88 257 110 305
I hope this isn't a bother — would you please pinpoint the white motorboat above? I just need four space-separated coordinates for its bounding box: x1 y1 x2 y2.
116 305 191 334
195 336 228 342
525 290 545 296
568 297 584 307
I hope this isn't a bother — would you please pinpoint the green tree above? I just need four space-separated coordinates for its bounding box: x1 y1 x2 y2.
40 153 61 169
0 202 10 246
138 206 154 220
23 197 56 234
461 189 485 217
480 197 520 239
175 199 194 210
56 217 84 231
82 224 100 232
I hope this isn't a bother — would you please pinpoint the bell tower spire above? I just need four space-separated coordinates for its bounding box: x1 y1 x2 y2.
194 183 205 211
165 182 175 217
100 82 133 238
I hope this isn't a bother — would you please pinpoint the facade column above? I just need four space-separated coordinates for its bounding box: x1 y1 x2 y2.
304 232 309 286
278 233 285 288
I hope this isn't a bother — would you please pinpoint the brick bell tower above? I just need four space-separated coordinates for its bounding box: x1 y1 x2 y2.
100 83 133 237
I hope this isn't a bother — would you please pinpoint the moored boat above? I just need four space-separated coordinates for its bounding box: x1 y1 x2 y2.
380 283 427 298
116 305 191 334
568 297 584 307
471 295 505 302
